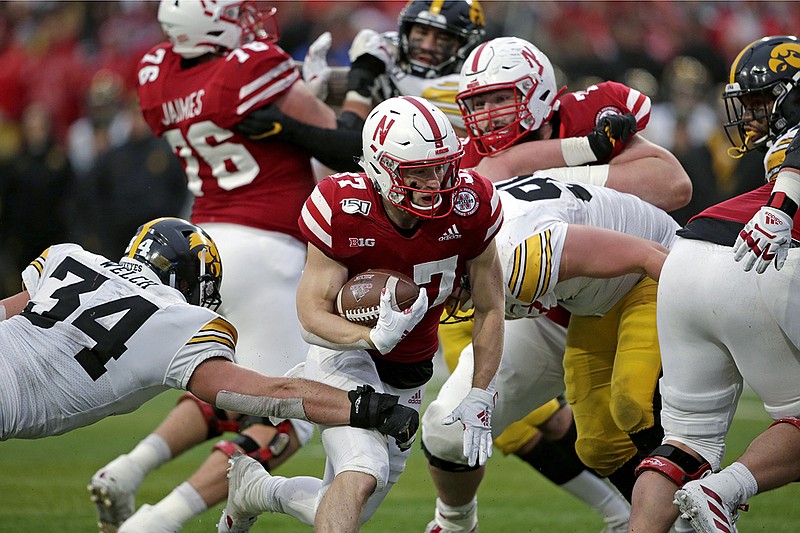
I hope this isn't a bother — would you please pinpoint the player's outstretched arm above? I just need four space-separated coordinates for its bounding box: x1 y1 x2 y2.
187 358 419 442
560 225 669 282
0 290 30 321
603 135 692 212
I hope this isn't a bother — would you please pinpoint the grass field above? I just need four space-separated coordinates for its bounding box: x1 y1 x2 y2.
1 385 798 532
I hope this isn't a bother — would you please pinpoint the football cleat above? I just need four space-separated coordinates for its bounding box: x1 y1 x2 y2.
674 479 748 533
88 455 144 532
424 519 478 532
218 452 267 533
117 504 182 533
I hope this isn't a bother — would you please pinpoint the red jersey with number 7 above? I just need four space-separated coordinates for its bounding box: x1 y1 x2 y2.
137 40 314 241
299 170 503 363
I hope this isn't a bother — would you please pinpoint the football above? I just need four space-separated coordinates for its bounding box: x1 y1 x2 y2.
336 269 420 328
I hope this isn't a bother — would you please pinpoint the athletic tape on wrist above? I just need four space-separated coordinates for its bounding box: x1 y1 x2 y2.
215 390 309 421
560 137 597 167
543 165 609 187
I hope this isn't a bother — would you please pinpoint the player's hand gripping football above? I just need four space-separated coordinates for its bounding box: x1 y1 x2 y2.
302 32 332 101
348 385 419 450
442 387 496 467
587 112 638 162
733 133 800 273
369 287 428 355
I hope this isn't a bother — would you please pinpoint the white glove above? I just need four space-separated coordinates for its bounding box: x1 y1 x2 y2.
442 387 495 467
302 32 332 101
733 205 793 274
348 29 395 71
369 287 428 354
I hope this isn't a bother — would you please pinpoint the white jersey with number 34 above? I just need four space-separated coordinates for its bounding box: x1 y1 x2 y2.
0 244 236 440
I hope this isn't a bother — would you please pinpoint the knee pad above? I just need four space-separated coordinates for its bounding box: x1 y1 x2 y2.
212 420 294 470
634 444 711 488
609 391 654 435
575 436 637 477
516 437 585 485
421 439 481 473
178 392 242 439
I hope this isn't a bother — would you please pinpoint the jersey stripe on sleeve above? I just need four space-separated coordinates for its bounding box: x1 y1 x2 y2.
508 230 553 303
485 183 503 242
187 317 238 351
28 247 50 275
236 59 299 116
626 88 651 124
301 187 333 248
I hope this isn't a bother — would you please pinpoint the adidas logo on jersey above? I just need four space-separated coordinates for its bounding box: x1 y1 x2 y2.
438 224 462 241
408 390 422 405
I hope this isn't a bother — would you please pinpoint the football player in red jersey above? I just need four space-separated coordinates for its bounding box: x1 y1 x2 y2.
87 2 343 532
217 95 505 533
629 36 800 533
420 36 693 533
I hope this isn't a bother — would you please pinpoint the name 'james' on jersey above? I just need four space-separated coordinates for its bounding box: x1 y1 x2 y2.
0 244 236 440
298 170 503 364
137 40 314 241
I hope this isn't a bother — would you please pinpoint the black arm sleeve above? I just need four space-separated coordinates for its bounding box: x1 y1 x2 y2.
238 108 364 172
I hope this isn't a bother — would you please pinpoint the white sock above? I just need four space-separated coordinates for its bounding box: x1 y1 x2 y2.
722 462 759 503
127 434 171 474
269 475 323 526
561 471 630 524
434 497 478 531
152 482 207 525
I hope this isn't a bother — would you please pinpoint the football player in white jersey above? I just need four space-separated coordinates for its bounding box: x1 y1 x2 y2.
0 217 418 473
629 35 800 533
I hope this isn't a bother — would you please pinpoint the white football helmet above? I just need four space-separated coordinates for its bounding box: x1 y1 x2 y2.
361 96 464 219
157 0 278 59
457 36 559 155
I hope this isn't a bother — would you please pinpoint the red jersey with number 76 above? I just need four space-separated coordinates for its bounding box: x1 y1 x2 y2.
136 40 314 242
299 170 503 363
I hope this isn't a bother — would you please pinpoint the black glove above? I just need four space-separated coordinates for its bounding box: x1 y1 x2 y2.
347 54 386 99
237 105 297 141
348 385 419 450
586 113 638 162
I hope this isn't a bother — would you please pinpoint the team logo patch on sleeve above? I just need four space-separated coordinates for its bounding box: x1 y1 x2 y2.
453 188 480 216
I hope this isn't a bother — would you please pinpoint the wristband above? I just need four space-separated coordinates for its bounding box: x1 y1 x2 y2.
560 137 597 167
543 165 610 187
771 169 800 216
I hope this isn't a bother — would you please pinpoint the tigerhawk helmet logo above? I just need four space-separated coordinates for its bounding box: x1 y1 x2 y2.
769 43 800 74
189 232 221 279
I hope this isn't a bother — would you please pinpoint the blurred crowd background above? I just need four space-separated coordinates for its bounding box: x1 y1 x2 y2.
1 0 798 295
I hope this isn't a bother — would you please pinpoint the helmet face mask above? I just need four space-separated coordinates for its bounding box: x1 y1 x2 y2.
723 35 800 155
361 96 464 219
397 0 485 78
124 218 223 311
457 37 558 156
158 0 278 59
